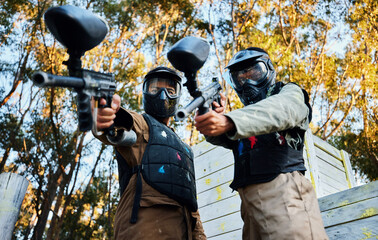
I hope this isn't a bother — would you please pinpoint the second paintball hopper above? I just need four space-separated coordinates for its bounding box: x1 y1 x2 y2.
167 36 210 97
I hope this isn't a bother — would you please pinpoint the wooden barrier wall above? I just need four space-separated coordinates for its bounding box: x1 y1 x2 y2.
319 180 378 239
193 129 357 239
303 130 356 197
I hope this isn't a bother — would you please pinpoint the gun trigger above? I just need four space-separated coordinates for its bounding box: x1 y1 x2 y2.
98 98 107 108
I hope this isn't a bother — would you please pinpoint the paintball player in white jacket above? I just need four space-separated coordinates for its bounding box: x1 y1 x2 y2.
194 47 328 240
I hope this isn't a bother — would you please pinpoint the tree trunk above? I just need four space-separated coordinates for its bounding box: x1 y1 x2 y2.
31 169 63 240
46 133 86 240
0 148 11 173
0 48 30 109
54 144 105 239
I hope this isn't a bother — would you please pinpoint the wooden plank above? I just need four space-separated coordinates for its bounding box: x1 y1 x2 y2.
319 178 345 195
341 150 356 188
208 229 242 240
302 147 311 180
199 194 241 222
312 135 342 160
321 197 378 227
324 180 347 194
0 173 29 240
317 156 345 176
318 160 348 188
197 181 237 208
325 215 378 240
315 149 344 172
304 130 321 195
318 170 349 191
202 211 243 238
192 140 218 157
194 147 234 179
319 180 378 212
196 165 234 194
319 185 336 197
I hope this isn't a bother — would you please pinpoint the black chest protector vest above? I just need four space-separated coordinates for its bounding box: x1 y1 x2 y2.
116 113 197 223
230 82 312 190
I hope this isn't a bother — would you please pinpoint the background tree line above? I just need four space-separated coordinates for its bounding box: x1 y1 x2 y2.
0 0 376 239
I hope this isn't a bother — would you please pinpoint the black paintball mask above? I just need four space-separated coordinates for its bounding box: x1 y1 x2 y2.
142 67 182 118
225 47 276 105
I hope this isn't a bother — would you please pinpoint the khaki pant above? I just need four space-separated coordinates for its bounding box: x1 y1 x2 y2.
114 204 188 239
238 171 329 240
114 202 206 240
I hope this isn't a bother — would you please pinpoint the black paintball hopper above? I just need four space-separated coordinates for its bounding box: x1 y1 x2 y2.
44 5 108 56
167 36 210 74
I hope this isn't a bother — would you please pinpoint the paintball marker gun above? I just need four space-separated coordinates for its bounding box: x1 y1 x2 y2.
167 36 222 121
32 5 136 146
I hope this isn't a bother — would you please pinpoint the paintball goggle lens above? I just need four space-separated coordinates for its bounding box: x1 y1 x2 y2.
230 62 268 90
143 77 181 98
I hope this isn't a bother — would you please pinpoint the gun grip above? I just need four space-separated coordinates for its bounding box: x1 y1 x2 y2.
98 94 116 137
198 106 209 115
77 92 93 131
212 94 222 110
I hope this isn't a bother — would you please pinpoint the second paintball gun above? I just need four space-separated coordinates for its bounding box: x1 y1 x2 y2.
167 36 222 121
32 5 136 146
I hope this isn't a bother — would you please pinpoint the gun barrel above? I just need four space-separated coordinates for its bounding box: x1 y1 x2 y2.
32 71 85 89
176 97 205 121
175 79 222 121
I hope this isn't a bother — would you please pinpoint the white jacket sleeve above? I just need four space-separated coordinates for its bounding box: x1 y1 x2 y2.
225 83 310 140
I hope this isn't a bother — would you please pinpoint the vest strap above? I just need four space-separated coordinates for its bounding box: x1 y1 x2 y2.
130 165 142 224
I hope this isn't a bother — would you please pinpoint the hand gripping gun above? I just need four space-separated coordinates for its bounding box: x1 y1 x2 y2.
167 36 222 121
32 5 136 146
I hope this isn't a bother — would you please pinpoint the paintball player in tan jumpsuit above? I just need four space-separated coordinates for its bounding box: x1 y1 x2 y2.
94 66 206 240
194 47 328 240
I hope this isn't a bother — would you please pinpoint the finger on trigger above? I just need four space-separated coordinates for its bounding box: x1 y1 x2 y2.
112 94 121 110
213 101 220 108
99 98 107 106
